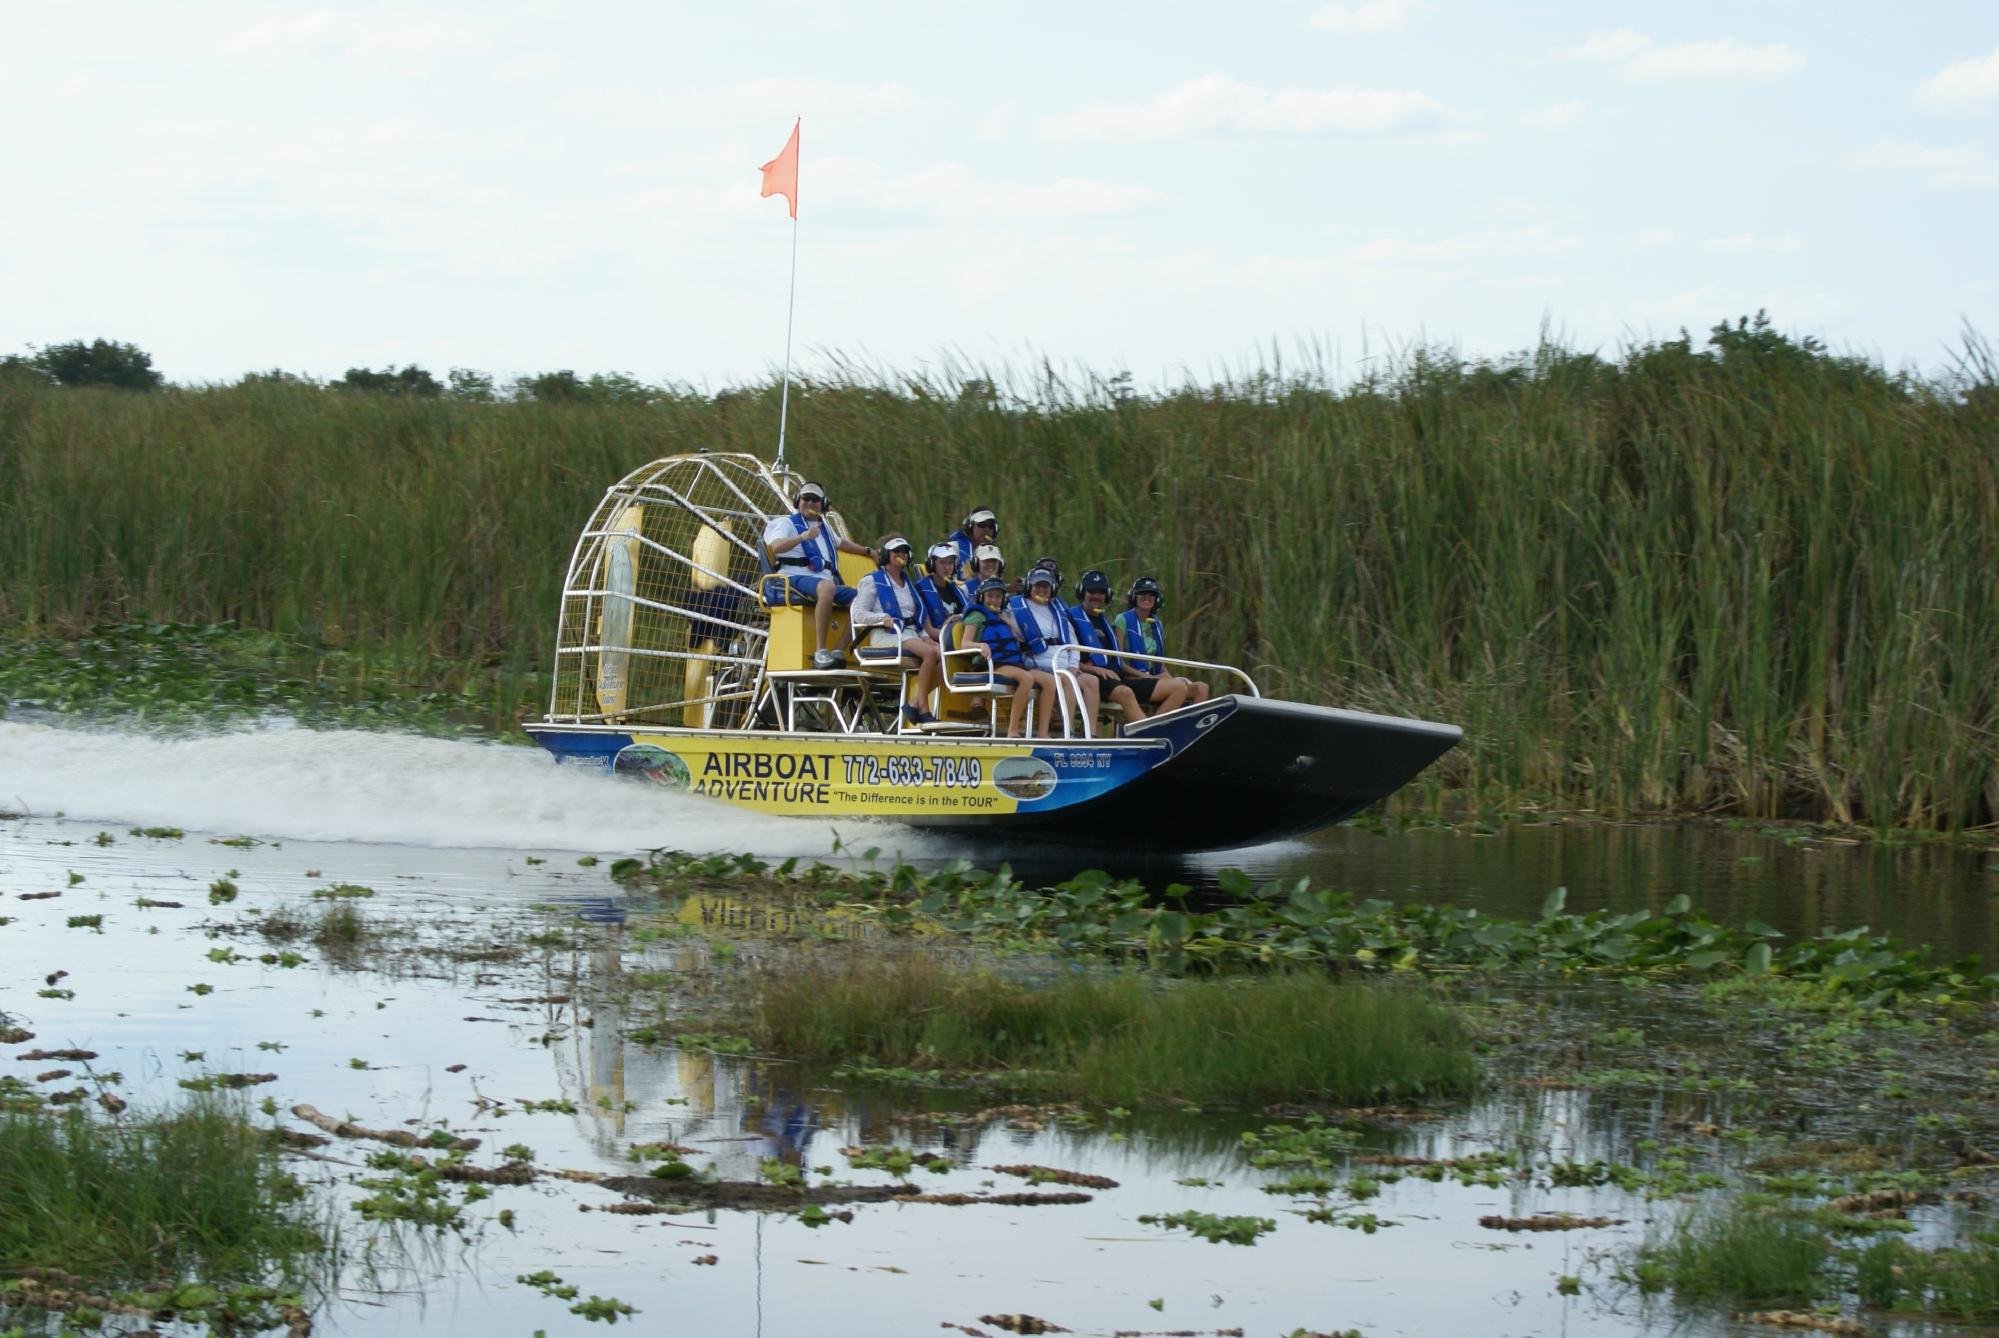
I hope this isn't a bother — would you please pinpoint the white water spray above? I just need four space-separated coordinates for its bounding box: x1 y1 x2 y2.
0 720 913 856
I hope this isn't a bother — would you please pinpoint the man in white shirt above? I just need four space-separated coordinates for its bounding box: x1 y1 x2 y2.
761 481 875 669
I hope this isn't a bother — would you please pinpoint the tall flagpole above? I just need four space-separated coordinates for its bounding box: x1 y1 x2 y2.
775 200 799 471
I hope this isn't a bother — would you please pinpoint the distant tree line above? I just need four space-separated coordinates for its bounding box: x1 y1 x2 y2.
0 339 682 405
3 314 1994 411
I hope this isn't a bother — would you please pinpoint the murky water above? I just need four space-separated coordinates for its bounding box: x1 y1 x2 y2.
4 721 1996 1335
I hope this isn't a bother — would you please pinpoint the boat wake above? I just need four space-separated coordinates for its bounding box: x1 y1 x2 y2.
0 719 916 856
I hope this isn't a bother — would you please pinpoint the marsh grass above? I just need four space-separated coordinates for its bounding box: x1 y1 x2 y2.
0 1098 327 1288
4 323 1995 824
1639 1200 1832 1308
750 955 1476 1105
1854 1236 1999 1320
257 903 373 968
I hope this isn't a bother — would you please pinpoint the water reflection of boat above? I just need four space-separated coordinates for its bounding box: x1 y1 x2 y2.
524 453 1460 851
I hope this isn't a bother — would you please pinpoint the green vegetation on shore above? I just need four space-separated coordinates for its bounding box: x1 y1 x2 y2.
4 315 1995 827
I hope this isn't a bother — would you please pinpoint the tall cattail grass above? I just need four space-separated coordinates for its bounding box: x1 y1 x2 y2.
2 321 1994 827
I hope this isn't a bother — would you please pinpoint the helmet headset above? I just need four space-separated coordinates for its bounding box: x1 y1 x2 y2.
875 535 912 567
1075 568 1111 603
973 577 1008 605
972 543 1005 576
1126 575 1164 612
961 508 999 538
794 481 829 508
923 542 958 575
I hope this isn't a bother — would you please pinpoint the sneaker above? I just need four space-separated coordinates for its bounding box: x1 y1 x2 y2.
899 705 936 729
811 649 840 670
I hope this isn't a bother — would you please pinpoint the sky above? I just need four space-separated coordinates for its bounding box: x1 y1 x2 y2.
3 0 1996 390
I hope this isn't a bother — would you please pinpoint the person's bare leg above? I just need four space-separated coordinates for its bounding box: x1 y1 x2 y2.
1187 679 1211 704
1030 671 1057 736
1110 684 1145 726
906 642 940 711
1075 675 1101 737
1152 678 1188 714
1002 667 1031 736
813 581 835 652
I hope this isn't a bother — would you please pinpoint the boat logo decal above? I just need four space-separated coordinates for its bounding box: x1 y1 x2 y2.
1195 713 1220 730
991 756 1059 800
614 743 690 790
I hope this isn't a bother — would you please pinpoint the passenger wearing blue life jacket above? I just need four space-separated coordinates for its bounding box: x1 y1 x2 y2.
1010 564 1113 737
1117 575 1209 710
1062 569 1154 728
761 481 874 669
963 578 1056 738
848 535 943 729
913 543 972 635
943 507 999 572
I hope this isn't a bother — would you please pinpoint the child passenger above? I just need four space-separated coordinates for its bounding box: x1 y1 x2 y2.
963 577 1057 738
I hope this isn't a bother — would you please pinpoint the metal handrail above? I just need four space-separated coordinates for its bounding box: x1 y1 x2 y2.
1071 645 1260 697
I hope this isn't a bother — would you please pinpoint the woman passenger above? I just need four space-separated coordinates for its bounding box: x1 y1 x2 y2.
849 535 942 729
1011 566 1107 736
914 542 971 634
963 577 1056 737
972 543 1014 594
1117 575 1209 709
1066 569 1169 723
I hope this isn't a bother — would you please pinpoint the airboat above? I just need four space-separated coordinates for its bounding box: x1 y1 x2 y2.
524 452 1461 851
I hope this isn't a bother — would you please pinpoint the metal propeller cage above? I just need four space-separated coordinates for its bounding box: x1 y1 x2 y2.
544 452 844 728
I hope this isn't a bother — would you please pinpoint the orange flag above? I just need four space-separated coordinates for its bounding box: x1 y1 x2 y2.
759 119 800 219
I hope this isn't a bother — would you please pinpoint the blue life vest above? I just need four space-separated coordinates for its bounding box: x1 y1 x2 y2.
1116 609 1164 674
1064 605 1117 670
965 609 1026 668
946 530 976 568
913 575 970 631
782 512 833 572
1008 595 1073 658
865 569 921 631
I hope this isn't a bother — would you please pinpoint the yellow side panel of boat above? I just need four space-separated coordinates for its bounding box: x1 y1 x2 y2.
593 503 646 720
619 732 1101 819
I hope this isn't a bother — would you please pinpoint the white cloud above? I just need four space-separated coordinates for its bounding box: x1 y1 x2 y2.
222 9 482 60
807 158 1165 221
977 102 1015 142
1349 221 1582 265
1553 30 1804 83
1914 46 1999 112
1307 0 1430 34
1845 137 1999 189
1037 73 1456 142
1701 232 1803 253
1630 228 1675 248
699 78 915 116
1521 99 1586 129
1553 29 1650 64
497 53 560 81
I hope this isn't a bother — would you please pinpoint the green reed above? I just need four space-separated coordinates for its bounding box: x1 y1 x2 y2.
2 322 1993 826
750 954 1475 1105
0 1098 328 1288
